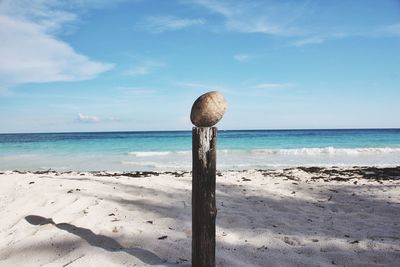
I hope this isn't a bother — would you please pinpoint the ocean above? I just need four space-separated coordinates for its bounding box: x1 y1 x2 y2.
1 129 400 171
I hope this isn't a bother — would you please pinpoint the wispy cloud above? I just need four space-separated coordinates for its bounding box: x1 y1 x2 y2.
233 53 251 62
0 0 114 87
376 23 400 36
292 24 400 47
0 0 78 33
292 36 326 47
76 113 122 123
176 81 230 92
176 80 295 98
190 1 400 46
1 0 131 32
190 0 308 36
124 61 165 76
254 83 293 89
176 82 210 89
116 86 157 96
107 116 121 122
76 113 100 123
175 81 240 97
142 16 205 33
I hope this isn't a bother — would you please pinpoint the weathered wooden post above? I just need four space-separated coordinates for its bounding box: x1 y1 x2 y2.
190 91 227 267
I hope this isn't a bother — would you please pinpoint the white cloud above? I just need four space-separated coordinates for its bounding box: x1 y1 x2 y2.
292 35 326 47
0 1 114 87
76 113 123 123
107 116 121 122
376 23 400 36
124 61 165 76
0 0 78 33
0 0 131 31
190 0 308 36
175 81 233 95
176 81 223 91
116 86 156 96
125 66 150 76
0 16 114 84
176 82 210 89
292 24 400 47
142 16 205 33
191 1 400 46
233 53 251 62
292 32 349 47
77 113 100 123
254 83 293 89
191 0 234 17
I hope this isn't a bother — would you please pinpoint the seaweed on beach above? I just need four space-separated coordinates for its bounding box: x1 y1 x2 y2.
255 167 400 182
7 169 192 178
12 170 28 174
92 171 161 178
163 171 190 177
91 170 190 178
298 166 400 181
358 167 400 180
7 167 400 181
297 167 324 173
33 169 58 175
122 171 160 178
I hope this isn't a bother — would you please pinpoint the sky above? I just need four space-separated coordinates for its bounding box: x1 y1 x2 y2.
0 0 399 133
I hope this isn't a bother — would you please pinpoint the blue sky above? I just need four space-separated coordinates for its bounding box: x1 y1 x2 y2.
0 0 399 133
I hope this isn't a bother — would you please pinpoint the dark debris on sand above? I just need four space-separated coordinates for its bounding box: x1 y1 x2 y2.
92 171 160 178
297 166 400 181
257 166 400 182
92 170 191 178
8 169 191 178
8 167 400 181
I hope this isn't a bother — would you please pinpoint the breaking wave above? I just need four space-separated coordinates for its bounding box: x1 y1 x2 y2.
127 151 190 157
127 147 400 157
248 147 400 156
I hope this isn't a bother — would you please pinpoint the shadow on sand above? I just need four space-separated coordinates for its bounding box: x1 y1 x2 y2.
25 215 165 266
30 168 400 266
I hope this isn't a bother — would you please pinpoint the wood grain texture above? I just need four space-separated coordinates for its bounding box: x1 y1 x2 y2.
192 127 217 267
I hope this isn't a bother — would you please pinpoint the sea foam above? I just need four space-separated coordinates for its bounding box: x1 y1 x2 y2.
128 151 190 157
250 147 400 155
127 147 400 157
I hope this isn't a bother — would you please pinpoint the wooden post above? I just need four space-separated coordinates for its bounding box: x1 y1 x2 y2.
192 127 217 267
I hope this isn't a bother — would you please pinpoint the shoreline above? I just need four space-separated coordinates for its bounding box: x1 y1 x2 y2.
1 166 400 180
2 127 400 135
1 166 399 266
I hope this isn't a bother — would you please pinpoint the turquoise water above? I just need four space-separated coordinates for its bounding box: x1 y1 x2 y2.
1 129 400 171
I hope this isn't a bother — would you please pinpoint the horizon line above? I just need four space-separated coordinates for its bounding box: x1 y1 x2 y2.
1 127 400 135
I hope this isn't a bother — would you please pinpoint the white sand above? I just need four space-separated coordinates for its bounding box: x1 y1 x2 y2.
0 168 399 266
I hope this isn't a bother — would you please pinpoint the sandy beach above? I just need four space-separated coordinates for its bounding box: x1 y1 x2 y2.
0 167 399 266
2 1 400 266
